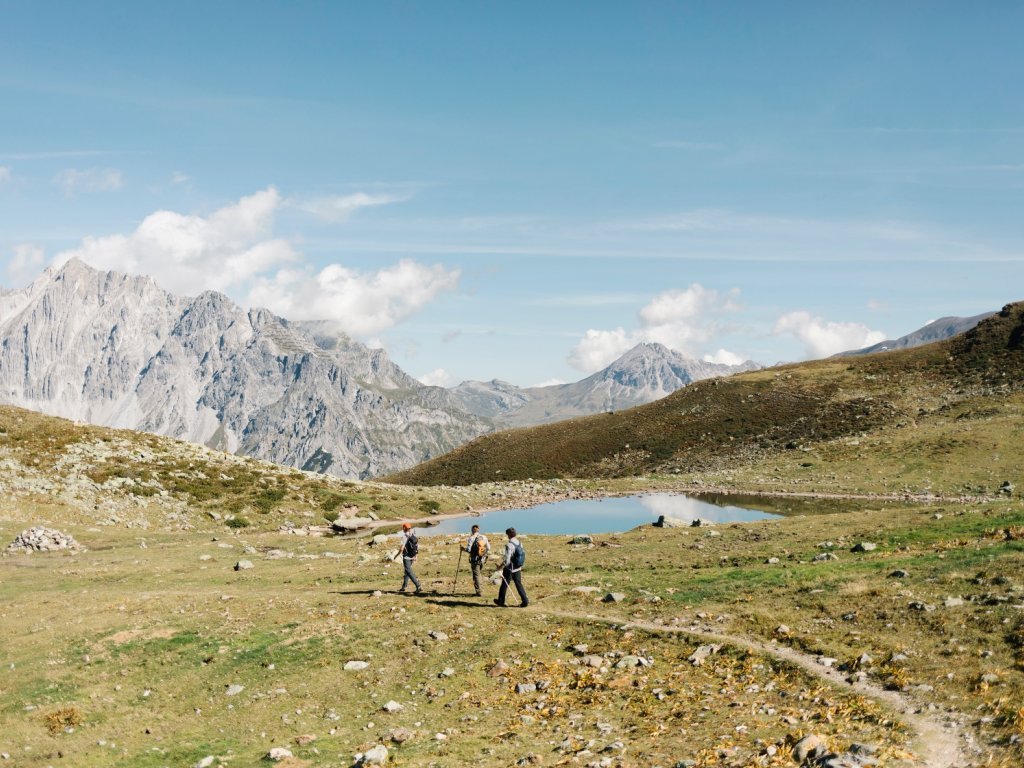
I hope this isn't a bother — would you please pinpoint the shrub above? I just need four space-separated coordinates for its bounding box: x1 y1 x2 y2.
225 516 250 529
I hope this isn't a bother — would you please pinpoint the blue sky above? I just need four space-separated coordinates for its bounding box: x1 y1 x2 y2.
1 2 1022 386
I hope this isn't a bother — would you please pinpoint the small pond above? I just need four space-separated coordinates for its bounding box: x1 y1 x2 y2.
416 492 780 537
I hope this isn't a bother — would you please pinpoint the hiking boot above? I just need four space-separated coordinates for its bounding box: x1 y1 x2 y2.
475 592 482 597
492 599 505 607
414 589 424 596
520 603 529 608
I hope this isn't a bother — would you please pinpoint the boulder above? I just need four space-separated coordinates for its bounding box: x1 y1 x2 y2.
653 515 689 528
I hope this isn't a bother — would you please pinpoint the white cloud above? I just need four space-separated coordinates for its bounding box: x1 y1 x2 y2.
54 187 298 296
773 311 887 358
6 243 46 285
38 187 456 339
298 192 406 223
703 348 745 366
531 377 566 388
247 259 460 338
867 298 888 311
0 166 10 183
170 171 190 185
568 284 741 373
54 167 124 195
417 368 453 387
568 328 634 372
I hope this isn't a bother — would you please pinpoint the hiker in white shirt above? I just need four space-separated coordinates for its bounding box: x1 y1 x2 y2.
463 524 490 597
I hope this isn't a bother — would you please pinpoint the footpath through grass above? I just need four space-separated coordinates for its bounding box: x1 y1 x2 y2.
2 498 1023 767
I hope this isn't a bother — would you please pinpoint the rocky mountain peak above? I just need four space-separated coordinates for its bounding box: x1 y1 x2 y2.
0 261 489 479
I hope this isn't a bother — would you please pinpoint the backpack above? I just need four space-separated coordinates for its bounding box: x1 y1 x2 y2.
404 534 419 558
473 536 487 559
511 541 525 569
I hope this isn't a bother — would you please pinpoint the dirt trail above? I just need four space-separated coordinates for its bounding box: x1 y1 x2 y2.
545 609 971 768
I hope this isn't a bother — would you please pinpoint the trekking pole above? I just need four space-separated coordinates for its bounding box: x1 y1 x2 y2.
451 547 463 595
499 572 522 606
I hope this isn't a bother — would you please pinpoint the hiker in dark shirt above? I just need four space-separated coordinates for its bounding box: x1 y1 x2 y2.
396 522 422 595
494 527 528 607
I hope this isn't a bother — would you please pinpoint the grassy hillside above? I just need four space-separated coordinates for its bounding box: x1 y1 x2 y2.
2 498 1022 766
0 406 568 534
385 302 1024 493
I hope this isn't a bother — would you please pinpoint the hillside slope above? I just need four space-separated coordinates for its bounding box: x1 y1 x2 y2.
386 302 1024 491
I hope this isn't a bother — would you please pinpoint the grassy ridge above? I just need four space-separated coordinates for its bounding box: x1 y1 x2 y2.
385 302 1024 489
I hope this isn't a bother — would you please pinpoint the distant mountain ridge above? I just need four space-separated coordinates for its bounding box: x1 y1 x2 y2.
448 342 760 427
387 302 1024 488
838 313 994 356
0 259 489 479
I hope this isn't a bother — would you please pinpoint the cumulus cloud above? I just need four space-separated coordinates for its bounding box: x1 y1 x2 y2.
703 348 745 366
568 284 741 373
54 187 298 296
6 243 46 285
417 368 453 387
54 167 124 195
170 171 190 185
298 192 406 223
773 311 887 358
38 187 457 339
247 259 460 338
0 166 10 183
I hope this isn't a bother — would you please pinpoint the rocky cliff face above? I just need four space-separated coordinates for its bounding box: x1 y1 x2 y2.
0 259 490 479
450 342 760 427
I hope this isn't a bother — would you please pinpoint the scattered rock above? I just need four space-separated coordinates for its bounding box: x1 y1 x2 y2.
382 700 403 713
813 552 839 562
294 734 316 746
652 515 689 528
266 747 293 761
344 660 370 671
944 596 965 608
774 625 790 637
356 744 388 766
516 682 537 694
690 518 713 527
792 733 828 764
581 655 605 668
908 601 936 612
428 630 449 642
851 541 877 553
571 534 594 544
570 644 589 655
371 534 389 547
234 560 254 571
388 727 414 744
1000 480 1014 495
488 660 510 677
888 569 909 579
439 667 456 678
5 527 84 554
688 644 721 666
602 592 626 603
225 684 245 696
194 757 215 768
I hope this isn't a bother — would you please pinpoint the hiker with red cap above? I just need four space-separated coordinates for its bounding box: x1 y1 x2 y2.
395 522 423 595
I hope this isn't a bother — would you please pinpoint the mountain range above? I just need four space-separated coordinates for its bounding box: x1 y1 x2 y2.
0 260 759 478
448 343 761 427
837 312 994 356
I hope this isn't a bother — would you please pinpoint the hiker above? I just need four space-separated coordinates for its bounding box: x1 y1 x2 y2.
494 527 528 607
463 524 490 597
396 522 422 595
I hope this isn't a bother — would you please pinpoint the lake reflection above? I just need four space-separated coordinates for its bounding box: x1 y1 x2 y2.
418 492 779 537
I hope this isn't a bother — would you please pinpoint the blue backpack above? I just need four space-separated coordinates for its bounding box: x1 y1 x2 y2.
511 541 525 569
